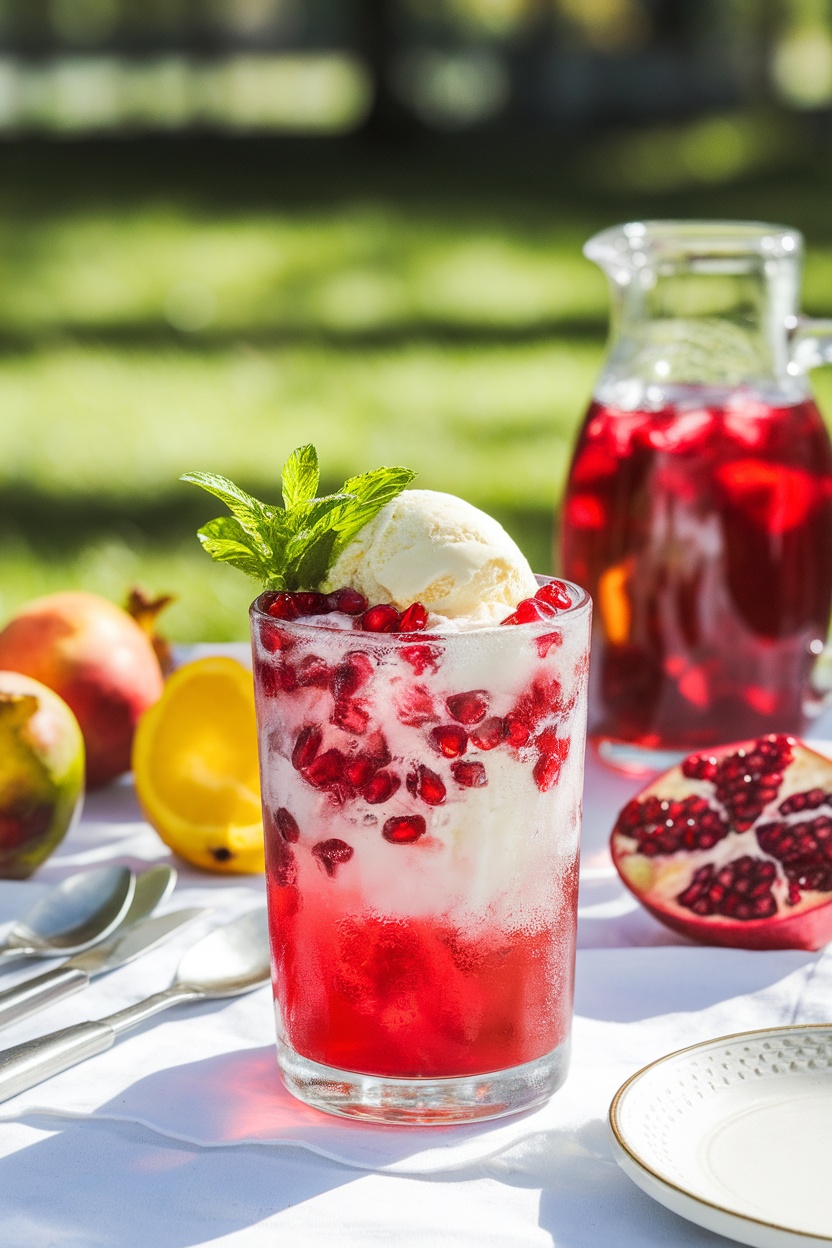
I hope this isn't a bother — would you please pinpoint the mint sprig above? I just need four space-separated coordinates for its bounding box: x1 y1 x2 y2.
181 445 415 592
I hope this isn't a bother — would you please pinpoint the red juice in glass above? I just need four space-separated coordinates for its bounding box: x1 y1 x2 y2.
561 387 832 752
250 579 591 1123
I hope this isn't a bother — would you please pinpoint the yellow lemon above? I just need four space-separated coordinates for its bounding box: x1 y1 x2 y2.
132 656 264 873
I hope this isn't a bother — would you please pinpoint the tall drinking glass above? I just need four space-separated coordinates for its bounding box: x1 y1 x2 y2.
250 578 591 1124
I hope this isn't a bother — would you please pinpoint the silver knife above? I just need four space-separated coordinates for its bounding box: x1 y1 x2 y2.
0 907 208 1031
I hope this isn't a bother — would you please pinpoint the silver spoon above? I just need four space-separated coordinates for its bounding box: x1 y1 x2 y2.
120 865 177 926
0 864 181 1030
0 866 136 967
0 907 270 1103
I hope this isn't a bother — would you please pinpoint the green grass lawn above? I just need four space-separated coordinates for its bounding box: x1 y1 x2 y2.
2 136 832 639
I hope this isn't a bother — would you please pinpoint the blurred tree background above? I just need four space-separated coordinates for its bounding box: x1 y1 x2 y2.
2 0 832 638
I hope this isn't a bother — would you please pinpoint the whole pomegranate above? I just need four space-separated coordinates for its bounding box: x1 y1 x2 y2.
0 670 84 877
0 592 164 789
610 734 832 950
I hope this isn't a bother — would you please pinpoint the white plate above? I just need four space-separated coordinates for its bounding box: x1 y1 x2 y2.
609 1024 832 1248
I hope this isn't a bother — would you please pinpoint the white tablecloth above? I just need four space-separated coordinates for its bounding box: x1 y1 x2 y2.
1 684 831 1246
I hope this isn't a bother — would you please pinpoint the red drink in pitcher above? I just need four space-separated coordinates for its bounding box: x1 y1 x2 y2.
561 221 832 764
562 388 832 751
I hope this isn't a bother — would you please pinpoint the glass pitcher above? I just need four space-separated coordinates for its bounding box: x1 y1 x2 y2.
560 220 832 768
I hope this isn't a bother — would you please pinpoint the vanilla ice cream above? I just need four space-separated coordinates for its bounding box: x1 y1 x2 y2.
323 489 538 624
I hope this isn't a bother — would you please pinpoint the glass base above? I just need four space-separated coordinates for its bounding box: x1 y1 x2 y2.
276 1036 571 1125
595 737 688 775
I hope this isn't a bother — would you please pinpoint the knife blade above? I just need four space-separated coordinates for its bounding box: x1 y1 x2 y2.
0 907 208 1032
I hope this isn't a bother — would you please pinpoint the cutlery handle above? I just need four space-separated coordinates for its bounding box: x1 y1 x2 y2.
0 1020 115 1103
0 947 29 969
0 967 90 1031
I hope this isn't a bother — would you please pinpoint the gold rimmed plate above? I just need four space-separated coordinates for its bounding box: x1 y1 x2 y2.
610 1024 832 1248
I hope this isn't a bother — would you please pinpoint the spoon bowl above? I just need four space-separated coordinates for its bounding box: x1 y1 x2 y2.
122 865 177 926
174 907 270 997
0 866 135 964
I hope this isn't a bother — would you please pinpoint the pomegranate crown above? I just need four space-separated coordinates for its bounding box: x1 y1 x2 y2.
182 444 415 592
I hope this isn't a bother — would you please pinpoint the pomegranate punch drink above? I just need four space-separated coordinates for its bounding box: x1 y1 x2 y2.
184 447 591 1124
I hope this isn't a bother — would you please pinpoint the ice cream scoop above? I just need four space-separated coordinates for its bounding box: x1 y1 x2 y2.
323 489 538 624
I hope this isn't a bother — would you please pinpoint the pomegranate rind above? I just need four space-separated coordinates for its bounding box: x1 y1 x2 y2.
610 736 832 951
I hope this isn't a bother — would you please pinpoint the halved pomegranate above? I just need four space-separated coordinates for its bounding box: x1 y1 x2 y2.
610 734 832 950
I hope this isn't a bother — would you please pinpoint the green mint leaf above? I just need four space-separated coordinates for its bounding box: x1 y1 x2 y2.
285 529 338 591
182 448 415 591
281 445 319 511
295 493 356 532
331 466 416 557
196 517 274 583
180 472 272 532
342 466 416 509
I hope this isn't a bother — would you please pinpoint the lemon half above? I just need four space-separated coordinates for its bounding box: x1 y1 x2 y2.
132 656 264 873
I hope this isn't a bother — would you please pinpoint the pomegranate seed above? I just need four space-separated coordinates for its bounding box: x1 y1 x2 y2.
399 644 442 674
292 726 322 770
326 587 368 615
534 752 563 792
256 664 279 699
294 591 331 615
312 838 354 877
274 807 300 843
360 603 401 632
537 726 568 756
364 730 391 769
396 602 429 633
682 753 719 782
382 814 427 844
409 764 446 806
362 770 401 804
331 651 374 699
396 684 438 727
258 622 284 653
344 755 377 787
268 593 302 621
534 729 570 788
327 780 355 806
505 717 530 748
295 655 330 687
470 716 508 750
272 662 297 692
501 597 559 626
536 632 562 658
303 748 344 788
535 580 572 610
511 675 563 731
446 690 489 726
271 838 298 888
451 760 487 788
429 724 468 758
332 698 369 735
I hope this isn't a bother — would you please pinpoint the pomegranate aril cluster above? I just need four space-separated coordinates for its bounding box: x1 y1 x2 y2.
615 733 832 923
264 588 429 636
615 794 729 857
676 856 778 921
682 734 794 832
757 814 832 892
501 579 572 627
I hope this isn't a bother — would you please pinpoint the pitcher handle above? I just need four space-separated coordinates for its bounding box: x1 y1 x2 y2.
787 315 832 372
